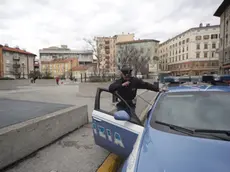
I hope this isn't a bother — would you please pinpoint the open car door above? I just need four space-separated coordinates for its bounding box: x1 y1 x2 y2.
92 88 144 158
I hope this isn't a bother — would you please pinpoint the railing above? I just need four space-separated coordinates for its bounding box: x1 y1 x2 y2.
13 64 20 68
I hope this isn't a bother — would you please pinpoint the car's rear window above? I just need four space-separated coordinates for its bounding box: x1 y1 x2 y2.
151 91 230 131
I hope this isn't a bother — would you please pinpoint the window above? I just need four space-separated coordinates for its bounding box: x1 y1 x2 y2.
186 53 188 59
204 43 208 49
212 43 216 49
226 34 228 45
182 40 185 44
187 46 189 51
204 52 208 58
179 41 181 46
211 34 218 39
186 38 190 43
203 35 210 40
182 54 184 60
196 36 202 40
197 44 200 50
196 52 200 58
6 60 10 64
212 52 215 58
150 92 230 136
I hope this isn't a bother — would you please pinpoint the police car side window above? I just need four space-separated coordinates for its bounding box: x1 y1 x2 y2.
99 91 119 115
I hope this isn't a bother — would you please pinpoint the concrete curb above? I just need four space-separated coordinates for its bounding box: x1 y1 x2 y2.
96 94 157 172
0 105 88 170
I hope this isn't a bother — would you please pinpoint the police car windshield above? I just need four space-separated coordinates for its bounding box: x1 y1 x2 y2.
151 91 230 132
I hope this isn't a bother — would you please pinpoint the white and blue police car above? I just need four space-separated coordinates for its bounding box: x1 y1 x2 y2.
92 81 230 172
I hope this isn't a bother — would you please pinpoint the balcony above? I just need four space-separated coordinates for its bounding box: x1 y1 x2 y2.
105 46 110 50
13 64 20 68
13 56 20 61
105 41 110 44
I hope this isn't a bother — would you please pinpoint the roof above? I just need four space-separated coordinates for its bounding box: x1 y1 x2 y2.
167 85 230 93
0 45 36 56
116 39 160 45
72 65 89 71
214 0 230 17
159 24 220 46
41 58 77 64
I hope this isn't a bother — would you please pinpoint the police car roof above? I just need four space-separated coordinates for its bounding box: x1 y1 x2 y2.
167 84 230 93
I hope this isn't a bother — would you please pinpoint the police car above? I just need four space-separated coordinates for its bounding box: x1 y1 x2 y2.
92 79 230 172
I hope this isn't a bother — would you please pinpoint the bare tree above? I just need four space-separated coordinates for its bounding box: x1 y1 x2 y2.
83 38 103 75
43 66 52 78
116 45 151 76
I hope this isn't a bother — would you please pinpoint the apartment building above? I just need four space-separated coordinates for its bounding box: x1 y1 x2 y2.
116 39 160 75
95 33 134 73
0 44 36 78
39 45 93 65
214 0 230 74
159 24 220 76
41 58 78 78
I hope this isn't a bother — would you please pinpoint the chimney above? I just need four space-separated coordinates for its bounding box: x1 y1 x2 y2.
199 23 203 27
206 23 210 27
4 44 8 47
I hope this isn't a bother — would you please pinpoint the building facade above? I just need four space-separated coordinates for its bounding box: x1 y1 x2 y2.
214 0 230 74
41 58 78 78
0 45 36 78
116 39 160 75
34 59 39 71
39 45 93 65
159 24 220 76
95 33 135 74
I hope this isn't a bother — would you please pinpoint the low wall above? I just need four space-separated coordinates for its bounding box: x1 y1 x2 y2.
0 80 31 90
0 105 88 170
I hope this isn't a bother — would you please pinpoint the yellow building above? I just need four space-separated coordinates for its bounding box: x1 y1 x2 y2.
41 58 78 78
72 66 89 79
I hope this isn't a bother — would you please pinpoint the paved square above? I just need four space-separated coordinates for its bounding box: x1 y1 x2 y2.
0 98 72 129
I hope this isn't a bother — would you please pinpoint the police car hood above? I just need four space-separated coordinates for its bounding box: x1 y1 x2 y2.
136 127 230 172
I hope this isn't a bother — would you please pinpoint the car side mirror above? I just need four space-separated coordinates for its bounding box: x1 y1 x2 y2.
114 110 130 121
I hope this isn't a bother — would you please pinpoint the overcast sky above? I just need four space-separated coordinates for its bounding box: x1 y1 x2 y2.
0 0 223 55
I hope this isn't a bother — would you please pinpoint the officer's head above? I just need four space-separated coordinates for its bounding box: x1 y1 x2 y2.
120 65 132 80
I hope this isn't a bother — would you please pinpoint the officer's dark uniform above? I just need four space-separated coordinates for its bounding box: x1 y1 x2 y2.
108 66 159 115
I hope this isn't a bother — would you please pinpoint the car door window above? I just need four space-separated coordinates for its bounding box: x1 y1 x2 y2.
98 91 119 115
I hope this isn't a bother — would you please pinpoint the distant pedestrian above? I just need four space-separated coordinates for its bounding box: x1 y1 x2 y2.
56 76 60 85
34 76 38 83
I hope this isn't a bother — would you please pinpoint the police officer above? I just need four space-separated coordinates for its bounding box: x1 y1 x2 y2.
109 65 159 115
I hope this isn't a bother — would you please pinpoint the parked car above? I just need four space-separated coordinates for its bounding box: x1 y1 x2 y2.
92 82 230 172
